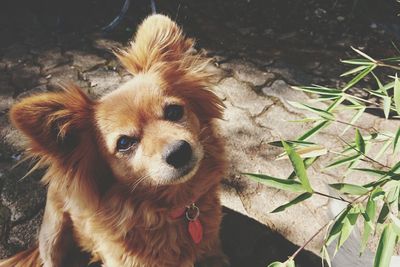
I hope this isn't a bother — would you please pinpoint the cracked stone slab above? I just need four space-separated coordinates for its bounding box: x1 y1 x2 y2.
66 50 107 72
220 60 276 86
1 167 45 223
85 68 122 97
37 49 71 72
216 77 274 116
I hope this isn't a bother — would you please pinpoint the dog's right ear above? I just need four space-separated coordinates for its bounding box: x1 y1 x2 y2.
10 85 94 157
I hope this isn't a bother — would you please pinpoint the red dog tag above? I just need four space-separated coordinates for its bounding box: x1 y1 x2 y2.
188 218 203 244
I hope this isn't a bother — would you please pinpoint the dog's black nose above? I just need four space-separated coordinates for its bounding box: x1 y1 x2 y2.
163 140 192 169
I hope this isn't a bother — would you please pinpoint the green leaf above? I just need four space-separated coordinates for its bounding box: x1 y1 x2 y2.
268 140 316 147
360 197 377 254
343 64 377 91
287 157 317 180
287 101 335 120
268 262 285 267
351 46 377 62
383 96 391 119
341 107 366 135
298 120 330 141
341 59 375 65
292 85 343 96
337 206 360 251
321 245 332 267
389 213 400 235
271 192 313 213
373 223 397 267
355 129 366 154
282 141 313 193
394 74 400 116
276 145 327 160
393 128 400 153
377 203 390 225
244 173 305 193
326 154 361 169
352 168 388 177
326 206 352 246
286 258 295 267
341 65 369 77
329 183 369 195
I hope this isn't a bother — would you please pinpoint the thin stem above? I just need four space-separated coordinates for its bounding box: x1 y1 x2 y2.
314 191 352 203
291 220 331 259
337 136 391 170
377 62 400 71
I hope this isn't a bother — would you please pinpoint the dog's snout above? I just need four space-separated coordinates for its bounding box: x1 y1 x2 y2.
163 140 192 169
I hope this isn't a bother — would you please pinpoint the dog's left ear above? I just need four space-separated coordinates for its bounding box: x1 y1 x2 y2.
10 85 94 157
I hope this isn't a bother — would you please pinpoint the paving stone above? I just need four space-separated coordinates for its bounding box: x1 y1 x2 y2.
216 77 274 116
0 204 11 242
2 45 32 69
66 50 107 72
220 60 276 87
37 48 71 72
85 68 121 97
11 65 40 91
46 65 78 91
8 210 43 249
1 168 45 223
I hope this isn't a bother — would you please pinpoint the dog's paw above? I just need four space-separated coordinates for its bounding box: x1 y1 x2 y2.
195 254 230 267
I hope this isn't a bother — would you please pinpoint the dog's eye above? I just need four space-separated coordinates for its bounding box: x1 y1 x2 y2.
164 104 184 121
116 136 138 152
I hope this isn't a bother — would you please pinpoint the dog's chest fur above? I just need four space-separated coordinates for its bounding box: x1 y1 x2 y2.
69 185 222 267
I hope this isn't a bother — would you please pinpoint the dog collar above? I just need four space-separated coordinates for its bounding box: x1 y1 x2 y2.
170 202 203 244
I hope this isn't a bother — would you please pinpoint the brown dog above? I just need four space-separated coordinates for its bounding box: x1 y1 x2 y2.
0 14 229 267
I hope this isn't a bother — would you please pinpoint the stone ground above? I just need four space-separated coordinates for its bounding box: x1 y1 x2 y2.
1 0 400 266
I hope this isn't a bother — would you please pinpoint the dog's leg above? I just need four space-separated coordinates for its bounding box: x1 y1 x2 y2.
196 238 229 267
38 192 74 267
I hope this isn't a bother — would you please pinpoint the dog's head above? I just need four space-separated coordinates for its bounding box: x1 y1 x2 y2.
10 15 224 190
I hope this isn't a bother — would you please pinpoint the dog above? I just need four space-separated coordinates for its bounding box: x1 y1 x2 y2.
0 14 229 267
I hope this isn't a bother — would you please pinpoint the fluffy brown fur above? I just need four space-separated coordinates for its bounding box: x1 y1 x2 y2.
0 14 228 267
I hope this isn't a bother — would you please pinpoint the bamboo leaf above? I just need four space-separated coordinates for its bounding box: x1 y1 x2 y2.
276 145 327 160
287 101 335 120
292 86 343 96
287 157 317 180
343 64 377 91
282 141 313 193
351 46 377 62
298 120 330 141
244 173 305 193
341 65 369 77
326 154 360 169
383 96 391 119
271 192 313 213
341 59 375 65
377 203 390 225
373 223 397 267
326 206 352 246
360 197 376 254
337 206 360 251
341 107 366 135
355 129 366 154
393 128 400 153
321 245 332 267
268 262 285 267
394 74 400 116
329 183 369 195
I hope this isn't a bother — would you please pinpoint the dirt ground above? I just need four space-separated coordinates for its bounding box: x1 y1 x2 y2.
1 0 400 266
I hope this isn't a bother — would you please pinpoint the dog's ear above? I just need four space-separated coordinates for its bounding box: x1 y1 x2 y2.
116 14 193 74
10 85 94 157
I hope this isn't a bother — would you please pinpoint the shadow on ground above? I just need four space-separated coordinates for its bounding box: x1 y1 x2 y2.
221 207 320 267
